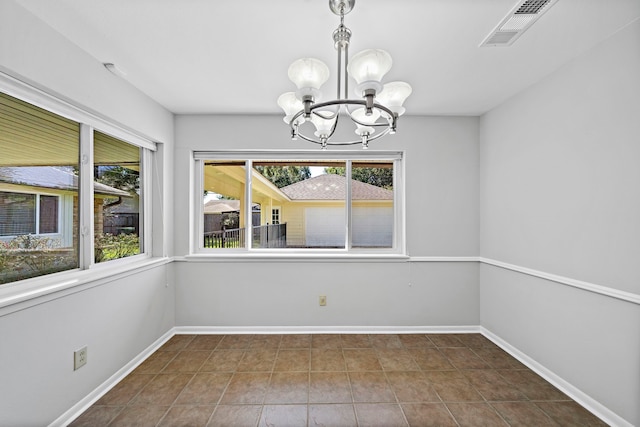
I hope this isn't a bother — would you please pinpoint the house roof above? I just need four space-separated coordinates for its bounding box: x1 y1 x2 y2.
204 199 260 214
0 166 130 197
204 199 240 214
280 174 392 201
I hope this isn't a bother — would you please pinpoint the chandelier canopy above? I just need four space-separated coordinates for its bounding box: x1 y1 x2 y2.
278 0 412 150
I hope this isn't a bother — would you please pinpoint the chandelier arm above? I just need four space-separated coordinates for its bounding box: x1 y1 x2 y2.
364 126 392 142
312 109 338 120
287 100 398 145
341 101 397 128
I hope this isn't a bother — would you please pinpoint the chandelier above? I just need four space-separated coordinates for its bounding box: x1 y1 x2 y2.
277 0 412 150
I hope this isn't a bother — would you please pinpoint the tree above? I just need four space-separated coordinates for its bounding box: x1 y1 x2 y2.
94 165 139 195
255 165 311 188
324 166 393 189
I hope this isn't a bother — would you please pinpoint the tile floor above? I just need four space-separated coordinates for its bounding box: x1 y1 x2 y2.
70 333 607 426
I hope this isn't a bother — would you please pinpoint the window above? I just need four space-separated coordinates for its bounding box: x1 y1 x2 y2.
0 89 153 286
0 192 59 236
195 151 403 254
271 207 281 225
94 131 143 263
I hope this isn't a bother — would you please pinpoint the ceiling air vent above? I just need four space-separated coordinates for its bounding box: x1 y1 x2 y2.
480 0 559 47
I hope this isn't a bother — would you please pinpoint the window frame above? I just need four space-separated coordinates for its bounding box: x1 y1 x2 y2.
192 150 405 257
0 72 157 293
271 207 281 225
0 191 61 238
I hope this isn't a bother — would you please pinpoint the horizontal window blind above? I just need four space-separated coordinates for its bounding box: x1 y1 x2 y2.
0 92 80 167
0 192 36 236
94 130 140 167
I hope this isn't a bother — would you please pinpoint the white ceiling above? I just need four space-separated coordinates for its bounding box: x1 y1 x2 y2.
14 0 640 116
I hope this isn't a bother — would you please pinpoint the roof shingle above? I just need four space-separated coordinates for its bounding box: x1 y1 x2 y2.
280 174 392 200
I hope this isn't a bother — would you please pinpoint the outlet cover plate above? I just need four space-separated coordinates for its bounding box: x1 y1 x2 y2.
74 346 87 370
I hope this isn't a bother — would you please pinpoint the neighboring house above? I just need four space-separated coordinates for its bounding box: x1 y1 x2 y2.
204 168 393 248
280 174 393 247
203 199 260 233
0 166 130 246
103 195 140 236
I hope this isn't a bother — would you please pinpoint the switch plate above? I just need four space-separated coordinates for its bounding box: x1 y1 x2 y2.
74 346 87 370
319 295 327 306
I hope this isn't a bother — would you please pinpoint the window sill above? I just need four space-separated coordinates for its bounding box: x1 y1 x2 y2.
0 256 171 313
180 253 410 263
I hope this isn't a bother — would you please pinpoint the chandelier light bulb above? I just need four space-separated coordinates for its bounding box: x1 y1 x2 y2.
288 58 330 95
351 107 380 136
310 113 337 138
348 49 393 94
277 92 304 124
377 81 413 116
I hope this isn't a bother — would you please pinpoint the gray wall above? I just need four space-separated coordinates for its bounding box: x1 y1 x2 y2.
0 1 175 424
3 0 638 424
479 19 640 426
173 114 480 328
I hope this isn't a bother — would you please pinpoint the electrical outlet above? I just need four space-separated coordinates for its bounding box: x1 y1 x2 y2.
319 295 327 306
74 346 87 370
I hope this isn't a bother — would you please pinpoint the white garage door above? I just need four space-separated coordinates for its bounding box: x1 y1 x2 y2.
305 207 393 248
353 207 393 247
305 207 345 247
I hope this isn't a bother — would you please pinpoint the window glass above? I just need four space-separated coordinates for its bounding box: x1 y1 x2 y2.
271 208 280 225
93 131 142 263
203 161 247 248
351 161 394 248
197 154 400 253
39 195 59 234
0 92 79 284
251 161 348 249
0 193 36 235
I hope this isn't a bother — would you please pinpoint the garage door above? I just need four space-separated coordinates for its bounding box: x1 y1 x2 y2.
305 207 345 247
353 207 393 247
304 207 393 248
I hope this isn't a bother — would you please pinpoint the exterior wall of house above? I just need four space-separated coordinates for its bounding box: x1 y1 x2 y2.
479 19 640 426
281 201 346 247
94 199 104 236
280 200 394 247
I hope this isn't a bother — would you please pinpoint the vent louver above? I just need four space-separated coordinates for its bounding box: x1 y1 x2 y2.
480 0 558 47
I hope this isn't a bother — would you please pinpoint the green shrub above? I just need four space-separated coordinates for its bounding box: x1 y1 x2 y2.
95 233 140 263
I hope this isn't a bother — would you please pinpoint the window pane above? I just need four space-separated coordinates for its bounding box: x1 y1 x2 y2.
94 131 141 262
0 193 35 236
0 92 80 284
253 160 346 249
351 161 394 248
39 195 59 234
203 161 247 249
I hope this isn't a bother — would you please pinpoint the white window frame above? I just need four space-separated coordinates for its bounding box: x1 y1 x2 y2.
192 150 405 256
0 191 61 238
0 72 157 295
271 207 281 225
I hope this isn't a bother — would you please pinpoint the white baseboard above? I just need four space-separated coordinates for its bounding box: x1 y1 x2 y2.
52 325 629 427
481 327 631 427
50 328 175 427
173 325 482 335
